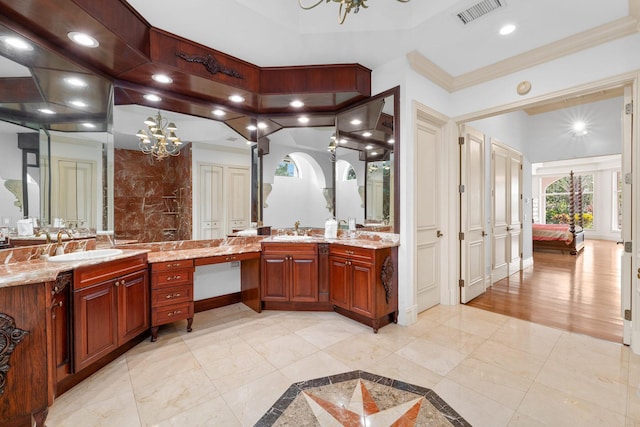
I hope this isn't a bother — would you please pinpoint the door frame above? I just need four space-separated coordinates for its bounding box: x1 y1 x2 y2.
451 72 638 351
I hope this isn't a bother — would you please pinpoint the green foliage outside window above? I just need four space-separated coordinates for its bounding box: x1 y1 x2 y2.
545 174 594 229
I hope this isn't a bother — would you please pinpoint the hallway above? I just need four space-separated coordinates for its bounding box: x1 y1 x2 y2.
468 239 623 343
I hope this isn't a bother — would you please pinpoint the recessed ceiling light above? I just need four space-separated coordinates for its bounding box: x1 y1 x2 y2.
572 121 588 136
365 145 373 150
3 37 33 51
247 124 257 131
70 100 87 107
246 141 253 145
298 116 310 124
340 138 347 144
371 152 378 156
257 122 268 129
388 138 395 144
499 24 516 36
362 131 372 137
350 119 362 126
82 122 96 128
152 74 173 84
38 108 56 114
212 109 226 117
67 32 99 48
229 94 245 103
290 100 304 108
143 94 162 102
64 77 87 88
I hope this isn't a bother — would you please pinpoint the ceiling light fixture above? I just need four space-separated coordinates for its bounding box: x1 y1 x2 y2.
572 121 588 136
143 94 162 102
70 100 87 107
64 77 87 88
499 24 516 35
229 94 245 103
362 131 372 137
136 111 182 160
3 37 33 51
290 100 304 108
38 108 55 115
152 74 173 84
299 0 410 24
350 119 362 125
67 32 99 48
82 123 96 128
298 116 310 124
212 109 226 117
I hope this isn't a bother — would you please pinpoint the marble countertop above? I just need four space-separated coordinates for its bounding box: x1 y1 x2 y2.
0 249 149 288
0 231 399 288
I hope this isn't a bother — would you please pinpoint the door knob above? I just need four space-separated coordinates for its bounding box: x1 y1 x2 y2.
506 226 513 231
482 231 487 237
436 230 443 238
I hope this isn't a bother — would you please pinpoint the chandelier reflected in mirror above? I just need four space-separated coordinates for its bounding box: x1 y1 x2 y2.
299 0 410 24
136 111 182 160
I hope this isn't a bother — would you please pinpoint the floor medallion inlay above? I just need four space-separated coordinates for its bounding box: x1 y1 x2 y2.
256 370 471 426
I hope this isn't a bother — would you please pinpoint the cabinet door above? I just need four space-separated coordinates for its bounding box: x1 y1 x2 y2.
51 284 72 382
226 166 250 234
74 280 118 371
329 256 350 309
350 260 375 318
199 164 224 239
118 269 149 344
262 255 289 301
290 254 318 302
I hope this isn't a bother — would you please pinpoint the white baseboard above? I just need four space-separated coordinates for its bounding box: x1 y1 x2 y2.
398 304 418 326
521 257 534 270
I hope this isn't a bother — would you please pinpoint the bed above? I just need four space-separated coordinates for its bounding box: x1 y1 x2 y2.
533 171 585 255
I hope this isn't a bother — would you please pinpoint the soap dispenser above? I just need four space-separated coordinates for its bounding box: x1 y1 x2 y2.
324 218 337 239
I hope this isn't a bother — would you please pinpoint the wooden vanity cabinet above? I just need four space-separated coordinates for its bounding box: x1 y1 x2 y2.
329 245 398 332
47 271 73 397
73 254 149 371
150 259 194 341
261 243 319 305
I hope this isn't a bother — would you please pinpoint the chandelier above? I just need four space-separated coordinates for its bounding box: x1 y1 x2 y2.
136 111 182 160
299 0 410 24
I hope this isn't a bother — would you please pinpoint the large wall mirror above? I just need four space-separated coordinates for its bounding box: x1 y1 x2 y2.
0 24 112 233
0 20 399 240
257 87 399 232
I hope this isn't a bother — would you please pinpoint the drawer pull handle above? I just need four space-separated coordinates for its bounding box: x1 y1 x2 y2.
167 310 182 317
165 293 182 299
166 263 181 268
346 250 354 255
114 280 120 287
225 256 236 261
166 275 181 281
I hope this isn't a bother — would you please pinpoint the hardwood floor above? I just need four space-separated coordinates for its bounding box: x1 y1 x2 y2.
467 239 624 343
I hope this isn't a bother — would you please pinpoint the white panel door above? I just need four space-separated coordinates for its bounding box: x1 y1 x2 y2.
460 126 486 303
622 85 633 345
508 153 522 273
199 164 223 239
52 158 95 228
226 166 250 233
416 120 441 312
492 143 509 282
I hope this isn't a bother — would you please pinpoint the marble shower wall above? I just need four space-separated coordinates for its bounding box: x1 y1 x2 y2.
114 146 192 243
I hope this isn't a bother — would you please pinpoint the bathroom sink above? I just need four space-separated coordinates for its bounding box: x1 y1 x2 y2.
272 235 313 242
48 249 124 263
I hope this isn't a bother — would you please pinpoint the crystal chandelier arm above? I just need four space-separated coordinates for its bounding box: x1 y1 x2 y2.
298 0 327 10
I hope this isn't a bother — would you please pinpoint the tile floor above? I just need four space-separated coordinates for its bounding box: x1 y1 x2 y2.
47 304 640 426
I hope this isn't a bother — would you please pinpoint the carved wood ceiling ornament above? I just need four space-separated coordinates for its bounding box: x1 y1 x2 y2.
175 52 243 79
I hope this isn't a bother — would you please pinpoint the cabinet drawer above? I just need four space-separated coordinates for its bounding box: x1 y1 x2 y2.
152 269 193 288
329 245 374 263
151 259 194 272
152 302 194 326
152 285 192 307
261 242 317 255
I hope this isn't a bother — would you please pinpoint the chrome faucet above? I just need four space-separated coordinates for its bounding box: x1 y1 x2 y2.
294 220 301 235
55 229 72 255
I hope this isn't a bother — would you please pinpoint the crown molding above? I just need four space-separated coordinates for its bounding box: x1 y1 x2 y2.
409 15 640 93
523 87 624 115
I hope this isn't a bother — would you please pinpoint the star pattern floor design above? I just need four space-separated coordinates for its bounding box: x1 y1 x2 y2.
255 370 471 426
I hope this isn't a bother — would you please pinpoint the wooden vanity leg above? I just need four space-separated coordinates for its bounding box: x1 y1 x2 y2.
150 326 159 342
186 317 193 333
33 407 48 427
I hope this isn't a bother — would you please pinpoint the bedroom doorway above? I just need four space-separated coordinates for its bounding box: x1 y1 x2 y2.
457 79 635 346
